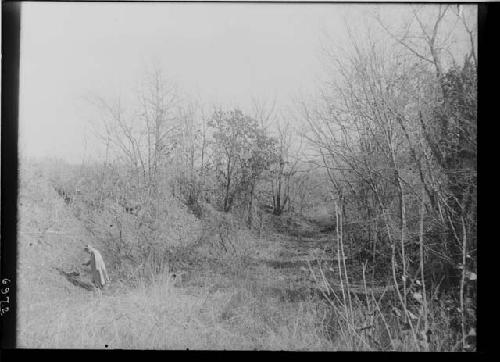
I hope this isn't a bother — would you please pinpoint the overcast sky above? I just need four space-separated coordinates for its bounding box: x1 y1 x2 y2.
18 2 372 163
18 2 475 164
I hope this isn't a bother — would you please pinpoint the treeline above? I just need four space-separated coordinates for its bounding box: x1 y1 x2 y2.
84 67 320 231
302 5 477 350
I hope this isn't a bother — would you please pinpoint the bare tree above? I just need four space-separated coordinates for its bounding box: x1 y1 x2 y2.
270 118 303 216
304 4 477 350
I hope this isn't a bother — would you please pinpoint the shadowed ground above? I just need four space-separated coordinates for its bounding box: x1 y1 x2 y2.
56 268 95 291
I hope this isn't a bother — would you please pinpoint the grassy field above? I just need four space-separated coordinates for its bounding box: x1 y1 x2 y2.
17 162 336 350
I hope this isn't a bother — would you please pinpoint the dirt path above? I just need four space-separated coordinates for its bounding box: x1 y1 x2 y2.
254 215 388 300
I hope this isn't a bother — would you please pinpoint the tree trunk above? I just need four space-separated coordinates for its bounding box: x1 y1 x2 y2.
247 184 255 228
224 159 232 212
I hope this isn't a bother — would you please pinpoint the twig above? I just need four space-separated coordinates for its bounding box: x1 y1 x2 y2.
419 186 429 351
459 216 467 351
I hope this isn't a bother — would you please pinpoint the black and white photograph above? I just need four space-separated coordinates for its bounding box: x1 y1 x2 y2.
6 1 478 351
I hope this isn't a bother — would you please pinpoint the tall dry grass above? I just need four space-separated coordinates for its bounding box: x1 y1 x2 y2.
18 267 335 350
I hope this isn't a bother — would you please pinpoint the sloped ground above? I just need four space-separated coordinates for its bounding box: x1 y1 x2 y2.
16 163 335 350
17 164 208 348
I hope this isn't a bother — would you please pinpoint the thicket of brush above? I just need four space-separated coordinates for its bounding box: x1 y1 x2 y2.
299 6 477 351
